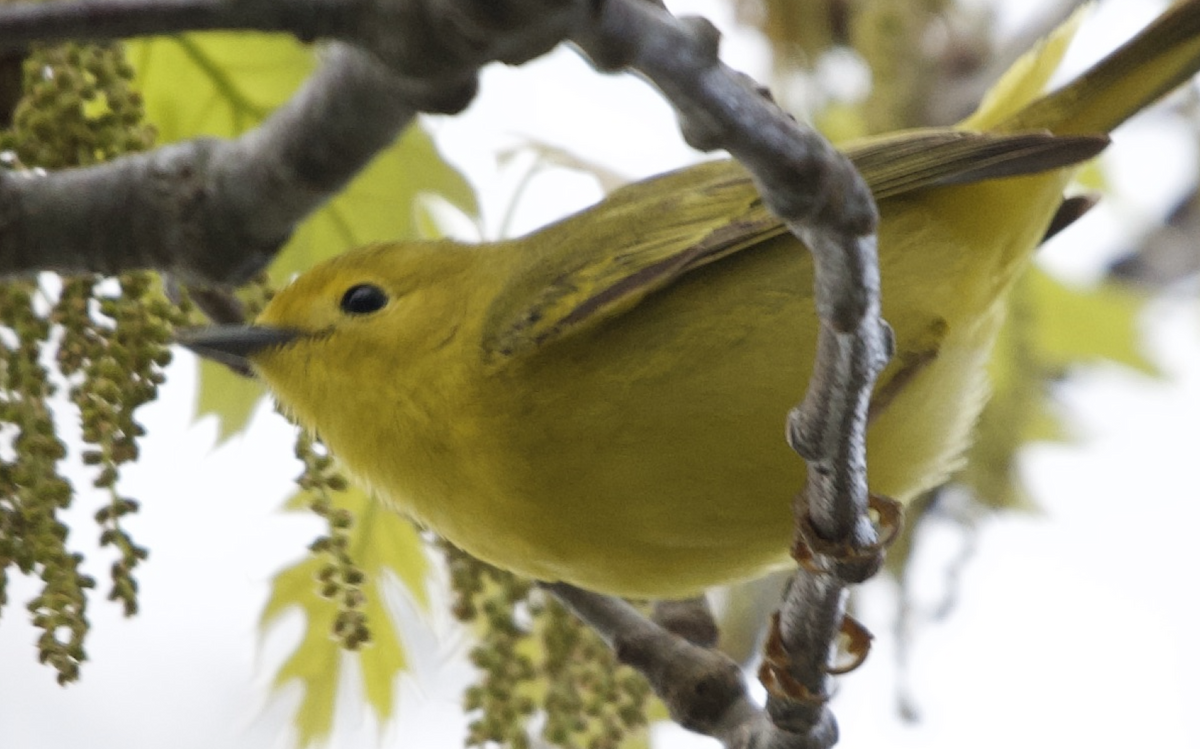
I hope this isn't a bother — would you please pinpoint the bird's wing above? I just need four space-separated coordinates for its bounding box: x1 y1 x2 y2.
856 129 1106 199
481 129 1104 360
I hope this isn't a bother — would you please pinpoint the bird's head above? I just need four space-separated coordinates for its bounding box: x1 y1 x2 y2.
177 240 487 436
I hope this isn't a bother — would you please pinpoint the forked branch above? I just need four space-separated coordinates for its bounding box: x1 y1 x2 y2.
0 1 889 747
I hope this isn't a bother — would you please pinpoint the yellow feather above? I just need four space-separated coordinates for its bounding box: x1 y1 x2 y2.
184 1 1200 597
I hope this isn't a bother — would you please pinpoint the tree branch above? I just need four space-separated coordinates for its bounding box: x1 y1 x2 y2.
0 0 595 283
0 0 589 113
0 1 892 747
0 0 338 45
546 583 834 749
573 2 891 743
0 43 415 284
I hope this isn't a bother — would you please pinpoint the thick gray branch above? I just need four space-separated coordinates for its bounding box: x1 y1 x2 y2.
0 44 415 284
0 0 590 113
573 2 890 743
0 0 348 45
0 0 597 283
0 2 891 747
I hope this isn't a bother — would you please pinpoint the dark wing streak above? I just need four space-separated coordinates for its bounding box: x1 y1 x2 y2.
485 130 1106 361
550 217 783 340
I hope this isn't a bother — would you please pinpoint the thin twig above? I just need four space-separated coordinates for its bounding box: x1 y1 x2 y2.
652 597 719 648
546 583 818 749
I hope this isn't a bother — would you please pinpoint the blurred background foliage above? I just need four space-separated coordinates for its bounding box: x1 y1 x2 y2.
0 1 1196 748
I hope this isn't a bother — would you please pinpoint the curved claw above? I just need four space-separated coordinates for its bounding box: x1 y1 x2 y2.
827 614 873 676
757 612 831 707
791 492 903 583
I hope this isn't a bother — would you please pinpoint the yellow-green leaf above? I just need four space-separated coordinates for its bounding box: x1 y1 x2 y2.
1074 160 1109 192
128 33 316 142
269 125 480 282
194 359 266 440
262 484 431 745
961 6 1087 130
958 266 1151 509
1027 267 1154 374
263 554 341 744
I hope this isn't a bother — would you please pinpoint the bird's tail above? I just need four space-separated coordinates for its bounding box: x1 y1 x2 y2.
965 0 1200 136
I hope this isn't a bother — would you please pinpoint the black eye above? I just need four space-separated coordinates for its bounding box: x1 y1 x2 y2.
340 284 389 315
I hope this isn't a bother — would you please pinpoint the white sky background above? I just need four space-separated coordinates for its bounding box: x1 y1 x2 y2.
2 1 1200 748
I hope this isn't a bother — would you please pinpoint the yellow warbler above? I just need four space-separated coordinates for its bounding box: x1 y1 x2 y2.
182 2 1200 598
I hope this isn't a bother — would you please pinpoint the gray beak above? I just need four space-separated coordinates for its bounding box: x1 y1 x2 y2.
175 325 302 376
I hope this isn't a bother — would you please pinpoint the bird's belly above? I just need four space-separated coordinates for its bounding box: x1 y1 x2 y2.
472 344 993 598
445 248 1005 598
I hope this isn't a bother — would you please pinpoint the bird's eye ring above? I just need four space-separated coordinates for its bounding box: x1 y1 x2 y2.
340 284 389 315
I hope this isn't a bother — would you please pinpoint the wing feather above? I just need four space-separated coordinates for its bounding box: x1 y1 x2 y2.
482 130 1105 359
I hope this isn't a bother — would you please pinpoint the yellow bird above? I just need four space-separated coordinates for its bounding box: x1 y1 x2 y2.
182 2 1200 598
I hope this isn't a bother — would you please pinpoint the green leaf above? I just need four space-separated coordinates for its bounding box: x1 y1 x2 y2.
127 34 316 142
1074 160 1109 192
1026 266 1154 374
262 485 431 746
194 359 266 440
958 266 1152 510
262 554 341 744
960 6 1086 130
269 125 480 282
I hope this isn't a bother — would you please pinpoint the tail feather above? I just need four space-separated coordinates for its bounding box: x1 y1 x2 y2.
960 5 1088 130
1001 0 1200 135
